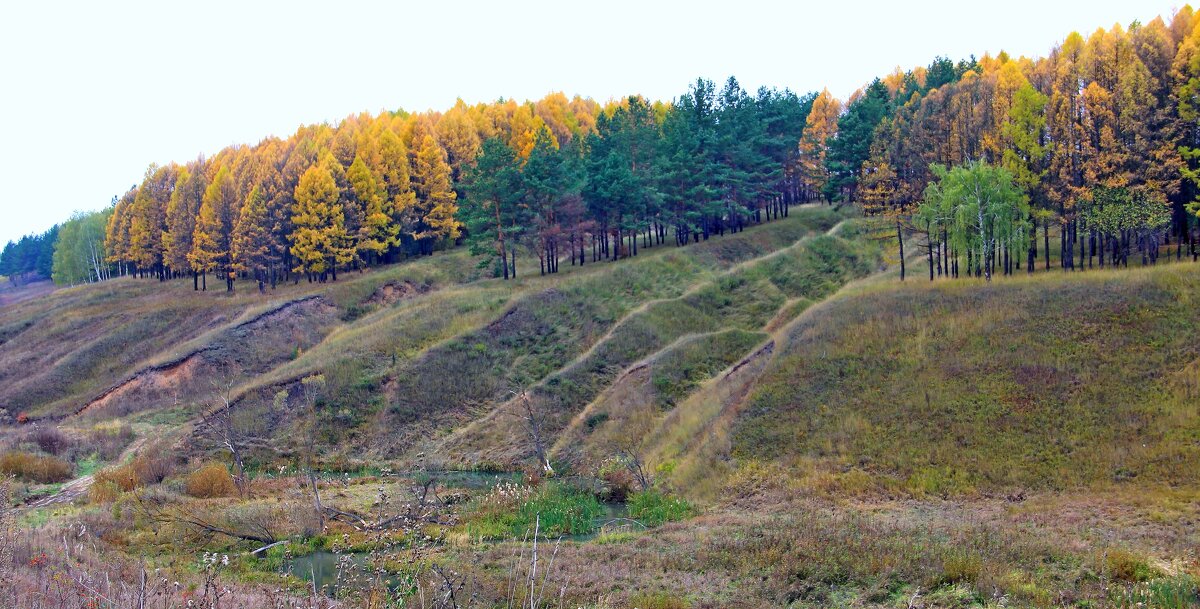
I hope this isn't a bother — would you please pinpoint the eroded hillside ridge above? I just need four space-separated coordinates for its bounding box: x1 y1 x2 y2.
75 296 337 420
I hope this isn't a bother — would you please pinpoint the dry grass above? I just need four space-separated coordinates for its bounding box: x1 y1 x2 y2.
185 463 239 498
0 451 72 483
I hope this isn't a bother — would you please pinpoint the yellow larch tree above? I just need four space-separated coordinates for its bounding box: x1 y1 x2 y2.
796 89 841 201
410 133 459 255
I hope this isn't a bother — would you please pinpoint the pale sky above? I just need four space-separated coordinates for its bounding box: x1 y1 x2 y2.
0 0 1182 245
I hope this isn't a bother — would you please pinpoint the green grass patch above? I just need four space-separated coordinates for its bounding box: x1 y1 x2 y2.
628 489 695 526
465 483 604 539
1109 576 1200 609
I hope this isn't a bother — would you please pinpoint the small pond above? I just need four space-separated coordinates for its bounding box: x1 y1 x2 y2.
285 551 399 595
285 502 639 594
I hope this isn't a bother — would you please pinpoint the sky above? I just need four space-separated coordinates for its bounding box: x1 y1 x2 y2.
0 0 1183 245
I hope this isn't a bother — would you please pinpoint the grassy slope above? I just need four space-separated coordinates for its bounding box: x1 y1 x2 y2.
368 206 853 459
713 262 1200 496
6 211 1195 498
0 207 854 452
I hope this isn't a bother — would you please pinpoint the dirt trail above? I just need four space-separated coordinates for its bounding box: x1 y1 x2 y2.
23 437 146 509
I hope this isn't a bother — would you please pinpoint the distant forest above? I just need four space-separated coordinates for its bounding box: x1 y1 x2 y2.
4 8 1199 288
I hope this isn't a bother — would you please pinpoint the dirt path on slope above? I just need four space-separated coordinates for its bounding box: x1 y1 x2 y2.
23 437 146 509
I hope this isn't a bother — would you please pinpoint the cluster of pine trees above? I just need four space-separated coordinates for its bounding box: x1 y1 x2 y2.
7 8 1200 291
0 227 56 283
460 80 813 277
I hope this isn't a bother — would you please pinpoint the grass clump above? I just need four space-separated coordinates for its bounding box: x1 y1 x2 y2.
0 450 72 483
1103 548 1161 583
1109 576 1200 609
628 489 694 526
628 591 691 609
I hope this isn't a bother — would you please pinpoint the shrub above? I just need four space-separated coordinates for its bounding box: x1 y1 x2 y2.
185 463 238 498
601 467 636 502
1104 548 1160 583
130 448 174 486
0 451 72 483
88 480 121 504
93 449 174 493
94 464 139 492
584 412 609 431
28 426 71 455
628 489 694 526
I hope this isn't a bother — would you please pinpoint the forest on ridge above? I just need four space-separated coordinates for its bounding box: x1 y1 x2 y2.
3 9 1200 290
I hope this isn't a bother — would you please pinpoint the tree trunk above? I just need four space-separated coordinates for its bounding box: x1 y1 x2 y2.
927 231 934 281
1043 220 1050 271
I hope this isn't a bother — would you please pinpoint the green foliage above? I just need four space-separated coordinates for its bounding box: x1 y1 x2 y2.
52 209 111 285
824 79 892 201
628 489 694 526
466 483 604 539
1108 576 1200 609
918 161 1029 280
1084 187 1171 237
1001 83 1049 200
460 137 527 273
0 225 57 280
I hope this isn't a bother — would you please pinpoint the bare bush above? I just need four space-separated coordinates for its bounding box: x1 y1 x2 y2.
74 424 135 461
27 426 70 456
94 447 176 493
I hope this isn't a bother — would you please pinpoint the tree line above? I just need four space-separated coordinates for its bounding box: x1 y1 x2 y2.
7 7 1200 290
460 79 814 278
0 227 55 283
18 81 819 290
852 12 1200 280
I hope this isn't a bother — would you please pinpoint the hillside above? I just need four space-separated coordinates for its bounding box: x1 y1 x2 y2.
0 205 859 455
2 206 1198 608
655 262 1200 497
